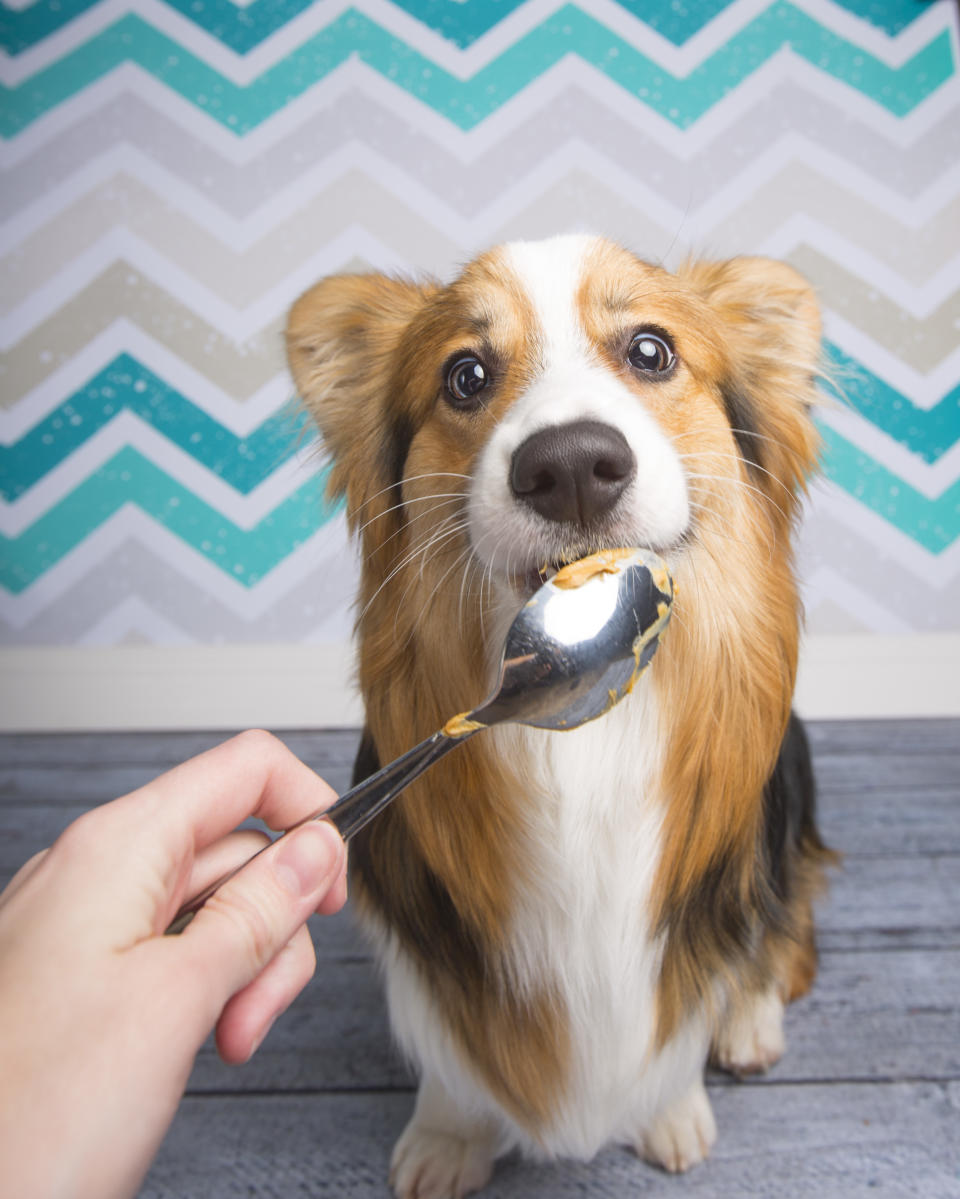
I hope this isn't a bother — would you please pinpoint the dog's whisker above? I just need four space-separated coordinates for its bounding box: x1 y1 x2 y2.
673 450 794 501
356 516 469 630
387 522 475 647
355 491 467 538
683 470 788 524
346 472 472 521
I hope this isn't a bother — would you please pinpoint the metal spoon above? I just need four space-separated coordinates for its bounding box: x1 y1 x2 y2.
166 547 673 934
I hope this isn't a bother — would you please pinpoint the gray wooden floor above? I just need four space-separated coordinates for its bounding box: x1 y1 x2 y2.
2 721 959 1198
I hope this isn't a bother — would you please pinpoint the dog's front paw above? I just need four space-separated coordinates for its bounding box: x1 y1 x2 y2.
713 987 785 1076
638 1080 717 1174
390 1122 494 1199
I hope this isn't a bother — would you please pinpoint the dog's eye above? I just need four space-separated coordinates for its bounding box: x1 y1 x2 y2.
445 355 490 408
627 331 675 374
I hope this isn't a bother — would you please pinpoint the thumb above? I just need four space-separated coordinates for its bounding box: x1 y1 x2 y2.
175 820 345 1024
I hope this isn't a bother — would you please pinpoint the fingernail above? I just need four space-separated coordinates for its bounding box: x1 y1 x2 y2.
273 822 343 898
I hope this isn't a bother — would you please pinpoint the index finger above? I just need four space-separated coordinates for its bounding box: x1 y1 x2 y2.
119 730 339 851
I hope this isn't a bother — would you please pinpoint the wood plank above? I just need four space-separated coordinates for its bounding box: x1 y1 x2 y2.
188 956 413 1094
0 762 358 806
818 854 960 938
5 754 956 830
143 1082 960 1199
2 807 958 947
817 787 960 857
184 942 960 1095
812 753 960 793
806 718 960 756
0 729 362 769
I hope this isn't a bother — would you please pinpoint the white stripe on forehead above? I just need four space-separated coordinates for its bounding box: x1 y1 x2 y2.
504 235 598 363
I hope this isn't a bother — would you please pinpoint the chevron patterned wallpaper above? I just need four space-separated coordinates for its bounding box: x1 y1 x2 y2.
1 0 958 723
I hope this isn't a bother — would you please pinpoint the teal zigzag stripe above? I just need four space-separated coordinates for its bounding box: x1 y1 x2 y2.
0 446 340 594
2 349 956 504
0 426 955 597
0 0 937 56
823 343 960 466
1 4 952 138
817 423 959 555
0 355 313 502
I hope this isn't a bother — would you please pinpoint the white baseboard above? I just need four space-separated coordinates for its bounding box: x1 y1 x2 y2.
0 635 957 732
794 633 960 721
0 644 364 732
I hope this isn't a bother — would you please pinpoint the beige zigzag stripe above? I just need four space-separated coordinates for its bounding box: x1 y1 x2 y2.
5 181 958 397
6 164 959 310
705 163 960 284
0 256 374 408
787 245 960 372
0 172 462 315
1 263 285 406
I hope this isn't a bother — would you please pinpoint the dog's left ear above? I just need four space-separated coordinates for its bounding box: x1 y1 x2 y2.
680 257 822 496
285 272 437 546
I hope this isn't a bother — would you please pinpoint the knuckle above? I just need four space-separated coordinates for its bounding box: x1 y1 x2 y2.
55 807 104 858
205 885 279 977
231 728 283 761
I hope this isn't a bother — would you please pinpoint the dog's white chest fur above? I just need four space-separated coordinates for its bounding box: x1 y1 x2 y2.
494 683 710 1157
383 682 710 1161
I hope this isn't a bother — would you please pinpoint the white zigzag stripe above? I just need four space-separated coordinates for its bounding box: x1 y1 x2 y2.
0 325 292 440
0 510 355 625
0 416 324 535
2 0 952 87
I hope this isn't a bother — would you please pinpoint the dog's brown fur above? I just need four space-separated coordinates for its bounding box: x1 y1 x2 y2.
286 238 832 1155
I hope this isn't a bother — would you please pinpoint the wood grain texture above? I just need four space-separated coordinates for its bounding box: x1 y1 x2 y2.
143 1084 960 1199
1 721 958 1197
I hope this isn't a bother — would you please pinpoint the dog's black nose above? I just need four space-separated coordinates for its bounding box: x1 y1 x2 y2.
510 420 635 526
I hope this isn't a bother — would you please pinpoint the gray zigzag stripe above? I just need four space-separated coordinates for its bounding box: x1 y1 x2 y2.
3 82 957 225
0 541 358 646
798 509 959 636
2 514 955 644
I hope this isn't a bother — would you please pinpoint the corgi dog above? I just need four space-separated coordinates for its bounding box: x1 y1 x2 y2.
286 235 832 1198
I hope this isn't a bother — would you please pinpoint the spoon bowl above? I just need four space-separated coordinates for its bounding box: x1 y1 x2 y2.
166 547 673 933
466 547 673 733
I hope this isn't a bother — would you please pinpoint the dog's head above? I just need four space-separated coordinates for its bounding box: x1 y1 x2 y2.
286 235 820 648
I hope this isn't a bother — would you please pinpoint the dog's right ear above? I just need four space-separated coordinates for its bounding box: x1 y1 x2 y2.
285 273 437 535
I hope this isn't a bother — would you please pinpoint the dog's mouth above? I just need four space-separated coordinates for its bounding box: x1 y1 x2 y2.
506 534 683 600
511 548 602 599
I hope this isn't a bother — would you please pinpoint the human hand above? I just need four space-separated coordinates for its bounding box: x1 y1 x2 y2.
0 730 347 1199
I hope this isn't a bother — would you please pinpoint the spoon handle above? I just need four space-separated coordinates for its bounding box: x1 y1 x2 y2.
165 727 471 935
324 728 468 840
